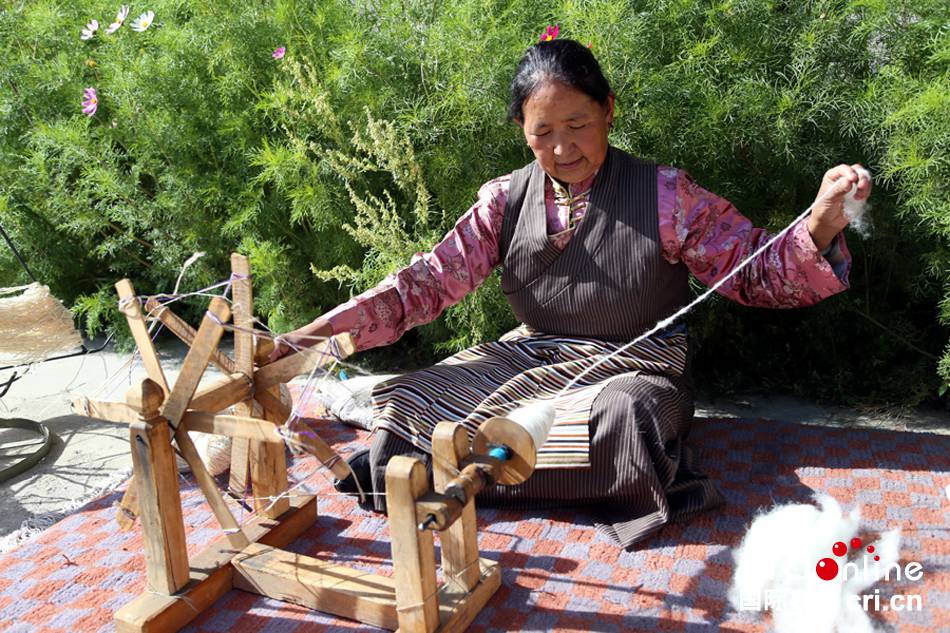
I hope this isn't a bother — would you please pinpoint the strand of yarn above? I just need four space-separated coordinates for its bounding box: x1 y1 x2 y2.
558 179 868 398
501 178 870 437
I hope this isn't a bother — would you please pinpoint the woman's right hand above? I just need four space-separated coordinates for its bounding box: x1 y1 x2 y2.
267 317 334 363
806 163 872 251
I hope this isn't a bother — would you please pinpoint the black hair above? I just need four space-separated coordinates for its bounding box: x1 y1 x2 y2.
508 39 612 122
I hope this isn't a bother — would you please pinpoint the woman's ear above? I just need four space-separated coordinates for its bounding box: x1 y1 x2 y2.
605 94 616 127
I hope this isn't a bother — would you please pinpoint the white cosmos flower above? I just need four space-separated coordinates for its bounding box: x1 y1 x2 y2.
80 19 98 40
130 10 155 32
104 5 129 35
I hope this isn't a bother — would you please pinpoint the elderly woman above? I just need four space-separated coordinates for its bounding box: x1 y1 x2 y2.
273 39 870 548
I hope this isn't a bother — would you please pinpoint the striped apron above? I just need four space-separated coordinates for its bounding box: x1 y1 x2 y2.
367 148 724 547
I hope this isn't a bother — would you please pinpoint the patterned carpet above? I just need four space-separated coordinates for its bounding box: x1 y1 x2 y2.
0 406 948 632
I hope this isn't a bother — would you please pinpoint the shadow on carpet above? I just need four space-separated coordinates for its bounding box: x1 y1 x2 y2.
0 414 947 632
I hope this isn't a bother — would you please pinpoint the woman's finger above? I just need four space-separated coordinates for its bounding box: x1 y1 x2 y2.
268 339 287 363
851 163 872 200
823 164 861 198
823 164 849 187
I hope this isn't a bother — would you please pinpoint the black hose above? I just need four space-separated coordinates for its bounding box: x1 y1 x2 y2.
0 221 37 283
0 418 54 484
0 219 114 373
0 332 115 373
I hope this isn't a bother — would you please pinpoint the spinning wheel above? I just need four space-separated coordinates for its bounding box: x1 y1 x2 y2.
74 253 528 633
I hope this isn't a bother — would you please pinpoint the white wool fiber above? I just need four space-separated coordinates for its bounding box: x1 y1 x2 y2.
842 166 872 238
507 401 556 451
313 373 399 431
730 495 900 633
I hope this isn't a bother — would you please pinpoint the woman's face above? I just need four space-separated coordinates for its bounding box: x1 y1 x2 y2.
519 80 614 184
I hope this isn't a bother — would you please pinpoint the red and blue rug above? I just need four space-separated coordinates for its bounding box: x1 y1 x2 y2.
1 406 948 632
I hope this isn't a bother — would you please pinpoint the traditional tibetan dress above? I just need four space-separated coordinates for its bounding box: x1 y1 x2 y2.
325 147 851 548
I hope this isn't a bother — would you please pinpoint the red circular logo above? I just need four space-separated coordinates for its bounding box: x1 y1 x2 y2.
816 558 839 581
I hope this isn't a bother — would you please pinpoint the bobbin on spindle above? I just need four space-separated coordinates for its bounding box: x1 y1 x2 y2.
416 403 555 531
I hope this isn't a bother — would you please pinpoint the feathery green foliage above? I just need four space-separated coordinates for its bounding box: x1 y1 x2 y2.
0 0 947 404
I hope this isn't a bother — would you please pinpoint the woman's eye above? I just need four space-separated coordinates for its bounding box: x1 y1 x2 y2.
570 124 587 130
534 130 551 137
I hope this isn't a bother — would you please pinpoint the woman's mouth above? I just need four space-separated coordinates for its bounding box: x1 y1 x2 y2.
557 157 584 170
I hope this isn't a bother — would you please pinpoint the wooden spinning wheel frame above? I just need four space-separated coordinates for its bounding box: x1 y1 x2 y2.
74 253 504 633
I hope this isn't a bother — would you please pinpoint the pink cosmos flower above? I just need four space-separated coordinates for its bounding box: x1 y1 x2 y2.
272 46 286 60
82 88 98 117
539 24 559 42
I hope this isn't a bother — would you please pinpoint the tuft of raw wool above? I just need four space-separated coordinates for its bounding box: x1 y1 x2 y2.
175 430 232 476
0 284 82 364
729 495 900 633
174 400 263 476
313 373 400 431
842 167 873 238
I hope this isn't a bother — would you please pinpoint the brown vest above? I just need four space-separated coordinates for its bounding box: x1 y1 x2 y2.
500 147 689 341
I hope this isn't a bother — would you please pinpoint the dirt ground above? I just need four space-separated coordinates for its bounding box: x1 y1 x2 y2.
1 338 947 547
0 337 230 547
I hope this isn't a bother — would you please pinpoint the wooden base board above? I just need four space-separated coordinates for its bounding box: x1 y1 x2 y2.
116 496 501 633
234 542 399 630
114 494 316 633
432 558 500 633
234 544 499 633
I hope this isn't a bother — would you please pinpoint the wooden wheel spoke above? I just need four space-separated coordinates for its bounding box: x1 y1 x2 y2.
104 255 503 633
143 297 237 374
116 279 170 396
159 296 231 426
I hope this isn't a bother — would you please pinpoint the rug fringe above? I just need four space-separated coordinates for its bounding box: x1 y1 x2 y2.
0 467 132 553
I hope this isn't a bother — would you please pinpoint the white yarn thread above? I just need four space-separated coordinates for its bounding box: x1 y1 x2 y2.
558 176 870 397
504 173 871 439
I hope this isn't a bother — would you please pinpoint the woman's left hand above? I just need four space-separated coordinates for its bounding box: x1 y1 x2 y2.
806 163 872 251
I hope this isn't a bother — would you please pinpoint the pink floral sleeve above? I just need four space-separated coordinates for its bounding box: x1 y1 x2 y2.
657 166 851 307
326 165 852 352
324 176 510 351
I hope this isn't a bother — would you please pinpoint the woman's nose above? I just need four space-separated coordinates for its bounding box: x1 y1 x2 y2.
553 137 571 156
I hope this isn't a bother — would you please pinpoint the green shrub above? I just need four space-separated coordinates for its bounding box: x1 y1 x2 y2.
1 0 947 404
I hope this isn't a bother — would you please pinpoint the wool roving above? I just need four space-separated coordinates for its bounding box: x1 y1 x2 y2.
729 495 900 633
